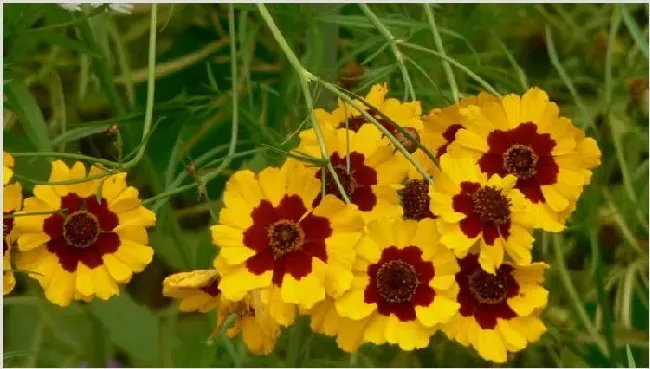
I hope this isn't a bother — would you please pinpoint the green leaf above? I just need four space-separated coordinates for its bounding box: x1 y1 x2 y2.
91 293 162 364
51 124 112 147
621 5 649 59
5 80 52 152
28 30 100 56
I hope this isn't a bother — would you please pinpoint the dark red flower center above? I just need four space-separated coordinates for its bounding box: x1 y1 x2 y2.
453 182 512 246
200 277 221 297
468 269 508 304
401 179 435 220
268 220 305 259
365 246 436 322
63 211 101 248
479 122 558 203
471 186 511 226
243 195 332 286
338 108 396 134
376 259 418 303
315 152 378 211
436 124 463 158
503 144 539 179
43 193 120 272
394 127 420 154
456 253 519 329
3 213 14 255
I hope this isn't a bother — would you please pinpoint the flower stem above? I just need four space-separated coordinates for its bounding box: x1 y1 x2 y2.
552 233 609 358
401 42 501 97
424 4 459 103
256 4 351 204
359 4 416 101
119 4 158 170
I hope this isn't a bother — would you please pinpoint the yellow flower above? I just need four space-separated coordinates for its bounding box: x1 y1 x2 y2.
163 269 281 355
211 159 364 326
315 83 422 139
4 182 23 295
452 87 601 231
442 253 548 363
329 218 460 351
423 93 499 160
214 290 281 356
163 269 223 313
14 160 156 307
4 152 14 186
295 124 406 222
430 155 535 273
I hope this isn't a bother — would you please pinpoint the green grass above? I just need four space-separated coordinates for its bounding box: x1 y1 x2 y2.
3 3 648 368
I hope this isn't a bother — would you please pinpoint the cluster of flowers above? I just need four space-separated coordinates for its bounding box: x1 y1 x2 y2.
3 84 601 363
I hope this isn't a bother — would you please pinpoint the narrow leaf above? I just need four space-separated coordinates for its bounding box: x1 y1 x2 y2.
5 80 52 152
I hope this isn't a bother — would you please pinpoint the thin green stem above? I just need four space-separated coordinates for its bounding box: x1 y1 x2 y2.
119 4 157 169
314 78 434 183
78 8 125 116
9 152 118 169
401 42 501 97
227 4 239 158
256 4 350 204
552 233 609 358
590 228 617 365
4 210 64 219
359 4 416 101
424 4 459 102
14 170 116 186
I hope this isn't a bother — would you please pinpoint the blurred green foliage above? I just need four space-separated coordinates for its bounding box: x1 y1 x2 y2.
3 3 648 368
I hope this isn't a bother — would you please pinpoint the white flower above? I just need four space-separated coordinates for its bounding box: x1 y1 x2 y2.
58 3 82 12
58 3 133 15
90 3 133 15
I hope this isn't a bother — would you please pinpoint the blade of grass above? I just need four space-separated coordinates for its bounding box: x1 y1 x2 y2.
545 27 591 130
621 4 648 59
5 80 53 152
424 4 459 102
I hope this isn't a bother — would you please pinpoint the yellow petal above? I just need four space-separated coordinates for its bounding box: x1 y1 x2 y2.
49 160 71 197
281 272 325 309
507 285 549 316
75 263 94 297
363 314 389 344
3 183 23 213
101 172 128 203
16 232 50 252
472 327 508 363
479 241 504 275
509 315 546 342
455 129 488 153
113 238 153 271
219 267 271 301
541 185 570 212
45 267 75 307
335 288 375 320
258 166 286 206
102 253 134 283
416 296 459 327
496 318 527 352
91 265 120 300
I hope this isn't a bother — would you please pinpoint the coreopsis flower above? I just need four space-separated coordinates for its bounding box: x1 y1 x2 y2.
452 87 601 231
295 124 406 221
315 83 422 139
4 181 22 295
214 288 281 355
4 152 14 186
163 269 223 313
325 218 460 351
211 160 364 326
163 269 281 355
422 93 499 160
430 155 535 274
14 161 156 306
442 253 548 363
